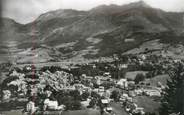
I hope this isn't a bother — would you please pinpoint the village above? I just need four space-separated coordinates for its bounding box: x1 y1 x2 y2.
0 54 182 115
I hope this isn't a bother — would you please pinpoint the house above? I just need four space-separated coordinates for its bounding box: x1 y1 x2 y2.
102 90 111 99
128 81 136 89
120 93 129 101
98 86 105 92
93 88 99 93
81 74 87 78
117 79 128 88
85 76 93 81
63 86 75 91
95 77 101 85
122 93 129 98
105 107 113 113
121 64 128 69
125 101 137 112
101 99 109 107
124 38 135 42
127 97 133 102
103 72 110 76
141 54 146 60
10 70 19 77
148 91 161 97
2 90 11 100
134 89 143 95
103 72 111 78
132 107 145 115
74 84 85 94
100 76 112 82
81 98 91 107
143 89 161 97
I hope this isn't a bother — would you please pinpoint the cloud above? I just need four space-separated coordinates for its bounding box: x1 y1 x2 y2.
2 0 184 24
145 0 184 11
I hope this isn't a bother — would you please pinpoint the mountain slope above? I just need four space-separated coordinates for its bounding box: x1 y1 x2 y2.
1 1 184 63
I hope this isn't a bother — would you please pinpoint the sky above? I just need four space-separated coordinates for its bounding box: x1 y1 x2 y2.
2 0 184 24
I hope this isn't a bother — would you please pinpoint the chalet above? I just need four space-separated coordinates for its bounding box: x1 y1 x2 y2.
120 64 128 69
106 107 113 112
147 90 161 97
117 79 128 88
103 72 111 78
120 93 129 102
85 76 93 80
134 89 143 95
101 99 109 107
128 91 136 97
99 86 105 92
2 90 11 100
143 89 161 97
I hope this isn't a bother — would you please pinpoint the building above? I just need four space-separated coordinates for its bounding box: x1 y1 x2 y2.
117 79 128 88
124 38 135 43
101 99 109 107
143 89 161 97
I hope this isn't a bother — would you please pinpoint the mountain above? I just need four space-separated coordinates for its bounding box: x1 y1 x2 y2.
1 1 184 63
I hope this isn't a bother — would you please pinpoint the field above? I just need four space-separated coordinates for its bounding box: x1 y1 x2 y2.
0 109 101 115
134 96 161 114
62 109 100 115
146 74 170 87
125 71 148 80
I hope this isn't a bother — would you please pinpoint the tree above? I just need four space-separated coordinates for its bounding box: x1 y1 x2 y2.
110 90 120 102
101 82 114 89
146 71 154 78
91 91 100 99
70 100 81 110
134 73 145 84
58 95 81 110
81 91 90 101
160 63 184 115
89 98 96 108
145 112 156 115
70 90 81 100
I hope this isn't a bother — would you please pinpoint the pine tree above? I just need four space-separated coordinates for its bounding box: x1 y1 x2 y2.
160 63 184 115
